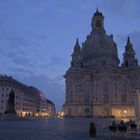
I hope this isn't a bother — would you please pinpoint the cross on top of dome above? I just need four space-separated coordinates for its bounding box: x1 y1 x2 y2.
94 8 103 17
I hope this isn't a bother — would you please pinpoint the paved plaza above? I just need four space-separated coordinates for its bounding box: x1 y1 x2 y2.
0 118 140 140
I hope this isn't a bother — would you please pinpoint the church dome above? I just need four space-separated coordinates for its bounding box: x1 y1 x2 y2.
81 10 120 68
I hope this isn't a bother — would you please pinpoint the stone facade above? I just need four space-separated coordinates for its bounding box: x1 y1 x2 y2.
63 9 140 118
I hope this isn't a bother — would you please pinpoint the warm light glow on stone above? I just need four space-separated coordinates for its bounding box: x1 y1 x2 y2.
35 113 39 117
57 112 64 118
61 112 64 117
123 110 128 114
22 111 27 117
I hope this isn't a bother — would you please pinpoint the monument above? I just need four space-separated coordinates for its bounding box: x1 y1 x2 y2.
5 90 17 114
4 90 18 120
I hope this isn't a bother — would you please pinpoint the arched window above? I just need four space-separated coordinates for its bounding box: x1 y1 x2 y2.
85 108 90 114
68 108 71 116
84 93 90 103
121 94 127 103
121 83 127 93
80 62 83 68
102 82 109 103
71 62 73 67
102 82 109 93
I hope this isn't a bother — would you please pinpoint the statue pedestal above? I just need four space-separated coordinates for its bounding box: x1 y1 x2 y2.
4 90 17 120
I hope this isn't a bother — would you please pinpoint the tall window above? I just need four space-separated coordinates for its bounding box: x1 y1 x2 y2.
102 82 109 103
122 83 127 93
96 20 101 27
80 62 83 68
68 108 71 116
85 108 90 114
103 82 109 93
84 93 90 103
84 86 91 103
121 94 127 103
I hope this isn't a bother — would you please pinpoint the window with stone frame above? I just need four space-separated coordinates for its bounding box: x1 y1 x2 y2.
121 94 127 103
84 108 90 114
102 82 109 103
84 84 91 103
103 82 109 93
68 94 73 103
84 92 90 103
121 83 128 93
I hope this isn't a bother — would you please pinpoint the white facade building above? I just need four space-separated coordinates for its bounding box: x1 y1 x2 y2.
63 9 140 118
0 75 55 117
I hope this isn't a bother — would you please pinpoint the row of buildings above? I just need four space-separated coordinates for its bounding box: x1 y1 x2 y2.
0 75 55 117
63 9 140 118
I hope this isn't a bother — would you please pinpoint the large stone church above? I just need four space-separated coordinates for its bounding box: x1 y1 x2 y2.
62 9 140 118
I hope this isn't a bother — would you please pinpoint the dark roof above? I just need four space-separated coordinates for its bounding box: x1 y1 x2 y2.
0 75 41 95
46 99 55 105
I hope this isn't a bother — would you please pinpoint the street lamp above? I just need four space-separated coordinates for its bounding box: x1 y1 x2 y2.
123 110 128 119
123 110 127 114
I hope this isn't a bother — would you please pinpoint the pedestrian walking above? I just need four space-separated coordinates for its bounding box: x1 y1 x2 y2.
89 121 96 138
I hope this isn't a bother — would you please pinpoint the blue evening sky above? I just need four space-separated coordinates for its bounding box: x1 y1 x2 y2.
0 0 140 111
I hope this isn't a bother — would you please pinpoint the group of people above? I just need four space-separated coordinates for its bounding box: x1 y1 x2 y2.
89 119 139 138
110 119 137 132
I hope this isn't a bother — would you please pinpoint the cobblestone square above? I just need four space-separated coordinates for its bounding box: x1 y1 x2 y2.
0 118 140 140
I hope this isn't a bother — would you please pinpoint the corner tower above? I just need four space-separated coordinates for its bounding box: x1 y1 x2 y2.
122 37 138 68
71 38 83 68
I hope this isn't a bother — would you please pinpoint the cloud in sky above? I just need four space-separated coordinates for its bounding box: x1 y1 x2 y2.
0 0 140 111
